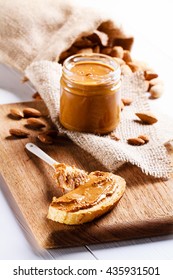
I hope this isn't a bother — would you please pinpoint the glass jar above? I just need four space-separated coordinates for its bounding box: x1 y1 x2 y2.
60 53 121 134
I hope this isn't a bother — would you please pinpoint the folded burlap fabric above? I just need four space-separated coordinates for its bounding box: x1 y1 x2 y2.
25 61 173 179
0 0 172 178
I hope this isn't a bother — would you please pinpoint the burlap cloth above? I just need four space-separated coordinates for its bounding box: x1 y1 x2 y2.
0 0 173 178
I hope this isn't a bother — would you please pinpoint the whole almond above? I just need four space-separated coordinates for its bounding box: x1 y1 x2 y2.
98 20 115 33
144 70 158 81
127 137 145 146
23 107 42 118
37 133 53 144
135 111 158 124
120 64 132 75
138 134 149 143
77 48 93 54
110 132 120 141
10 108 24 119
113 57 125 66
123 50 132 63
121 98 133 106
32 92 42 100
149 77 164 88
149 84 164 99
127 62 140 72
110 46 124 58
9 128 29 138
26 118 46 128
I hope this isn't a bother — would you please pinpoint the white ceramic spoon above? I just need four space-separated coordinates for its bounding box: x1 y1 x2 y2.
25 142 57 168
25 142 88 191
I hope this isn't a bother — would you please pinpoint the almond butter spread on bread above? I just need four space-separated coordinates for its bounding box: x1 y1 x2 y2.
48 171 126 225
51 171 117 212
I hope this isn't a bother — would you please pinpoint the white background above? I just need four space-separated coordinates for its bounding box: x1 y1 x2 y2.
0 0 173 260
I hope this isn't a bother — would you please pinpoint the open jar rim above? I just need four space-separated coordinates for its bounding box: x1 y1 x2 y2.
62 53 121 86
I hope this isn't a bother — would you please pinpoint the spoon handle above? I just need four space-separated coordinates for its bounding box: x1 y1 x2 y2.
25 143 57 167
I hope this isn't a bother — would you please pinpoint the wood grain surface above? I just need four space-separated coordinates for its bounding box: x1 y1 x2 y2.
0 101 173 248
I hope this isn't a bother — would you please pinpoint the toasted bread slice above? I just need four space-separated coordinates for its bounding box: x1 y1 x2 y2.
48 171 126 225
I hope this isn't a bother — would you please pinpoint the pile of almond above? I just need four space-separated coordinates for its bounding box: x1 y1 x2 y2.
109 110 158 146
56 20 163 99
8 107 64 144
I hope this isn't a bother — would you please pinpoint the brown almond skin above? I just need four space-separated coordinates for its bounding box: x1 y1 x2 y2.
37 134 53 144
135 111 158 124
110 132 120 141
123 50 132 63
10 108 24 119
121 98 133 106
58 50 71 62
23 108 42 118
32 92 42 100
86 31 108 46
110 46 124 58
127 62 140 72
127 137 145 145
144 70 158 81
149 84 164 99
72 38 93 48
138 135 149 143
26 118 46 128
21 76 29 83
9 128 29 138
144 80 150 92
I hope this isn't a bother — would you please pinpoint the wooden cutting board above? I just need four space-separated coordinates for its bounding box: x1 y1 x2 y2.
0 101 173 248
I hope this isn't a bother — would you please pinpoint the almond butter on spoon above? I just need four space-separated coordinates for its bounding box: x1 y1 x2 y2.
25 143 88 192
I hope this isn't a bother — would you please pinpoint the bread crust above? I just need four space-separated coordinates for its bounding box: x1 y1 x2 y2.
47 174 126 225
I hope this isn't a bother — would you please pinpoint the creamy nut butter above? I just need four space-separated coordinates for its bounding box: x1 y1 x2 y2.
60 54 121 134
51 171 117 212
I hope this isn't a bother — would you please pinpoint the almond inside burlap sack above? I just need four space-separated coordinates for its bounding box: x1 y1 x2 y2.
0 0 172 178
0 0 133 71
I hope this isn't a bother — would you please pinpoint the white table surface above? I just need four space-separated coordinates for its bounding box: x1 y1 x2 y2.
0 0 173 260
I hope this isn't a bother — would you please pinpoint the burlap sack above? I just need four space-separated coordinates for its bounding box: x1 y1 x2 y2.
25 61 173 178
0 0 132 71
0 0 172 178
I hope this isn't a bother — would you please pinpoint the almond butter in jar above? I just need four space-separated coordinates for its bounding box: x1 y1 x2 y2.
60 53 121 134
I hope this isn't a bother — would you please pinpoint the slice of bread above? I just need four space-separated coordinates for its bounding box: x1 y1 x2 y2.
47 171 126 225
